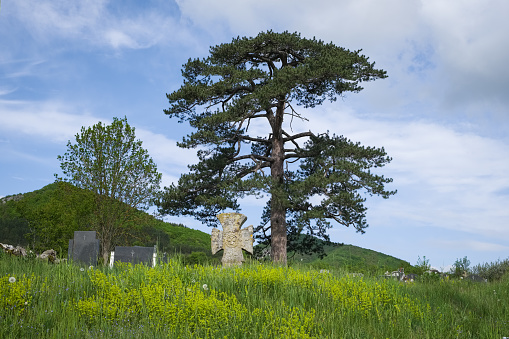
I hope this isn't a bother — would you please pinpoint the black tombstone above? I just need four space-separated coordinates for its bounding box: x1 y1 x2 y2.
68 231 100 266
112 245 156 267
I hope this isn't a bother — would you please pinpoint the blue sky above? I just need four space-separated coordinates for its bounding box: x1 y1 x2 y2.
1 0 508 270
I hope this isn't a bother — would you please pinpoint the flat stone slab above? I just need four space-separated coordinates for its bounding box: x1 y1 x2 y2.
465 274 487 283
110 245 157 267
68 231 100 266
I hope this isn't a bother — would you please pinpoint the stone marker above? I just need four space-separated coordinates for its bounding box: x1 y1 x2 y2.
68 231 100 266
211 212 253 267
110 245 157 267
405 273 418 282
465 274 487 283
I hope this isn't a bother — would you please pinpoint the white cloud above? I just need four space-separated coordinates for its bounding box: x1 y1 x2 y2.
420 0 509 108
176 0 423 50
9 0 188 51
0 99 99 143
435 239 509 253
2 148 56 167
0 87 18 96
1 59 46 79
135 128 198 188
105 30 139 50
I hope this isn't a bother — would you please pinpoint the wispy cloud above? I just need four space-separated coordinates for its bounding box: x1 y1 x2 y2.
436 239 509 253
0 99 99 143
135 128 198 188
9 0 189 51
0 86 18 96
2 60 46 79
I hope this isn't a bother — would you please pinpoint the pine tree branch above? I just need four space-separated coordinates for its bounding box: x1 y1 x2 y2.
232 153 273 163
282 131 315 142
235 159 272 178
239 135 271 144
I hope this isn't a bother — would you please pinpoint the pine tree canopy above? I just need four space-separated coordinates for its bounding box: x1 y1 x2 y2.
158 31 396 263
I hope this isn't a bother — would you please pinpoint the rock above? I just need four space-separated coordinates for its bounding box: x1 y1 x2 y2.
37 249 58 263
0 243 27 256
1 243 61 263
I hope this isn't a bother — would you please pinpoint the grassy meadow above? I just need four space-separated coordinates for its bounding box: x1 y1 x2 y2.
1 253 508 339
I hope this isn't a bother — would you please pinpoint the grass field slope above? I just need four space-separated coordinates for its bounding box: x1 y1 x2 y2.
1 254 508 338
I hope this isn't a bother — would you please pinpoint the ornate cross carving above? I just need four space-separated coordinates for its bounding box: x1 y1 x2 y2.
211 213 253 267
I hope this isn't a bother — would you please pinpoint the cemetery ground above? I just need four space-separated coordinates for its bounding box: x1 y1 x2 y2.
1 254 508 338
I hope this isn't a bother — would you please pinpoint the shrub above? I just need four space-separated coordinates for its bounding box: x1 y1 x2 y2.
471 258 509 282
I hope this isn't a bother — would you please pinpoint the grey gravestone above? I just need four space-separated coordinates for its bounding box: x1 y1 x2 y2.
68 231 100 266
465 274 487 283
405 273 418 281
111 245 157 267
211 213 253 267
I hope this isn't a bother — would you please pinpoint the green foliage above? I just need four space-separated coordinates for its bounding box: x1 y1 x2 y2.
472 258 509 282
56 117 162 260
452 256 471 276
182 251 209 266
0 200 30 247
14 182 94 253
159 31 395 263
0 274 33 314
414 255 431 275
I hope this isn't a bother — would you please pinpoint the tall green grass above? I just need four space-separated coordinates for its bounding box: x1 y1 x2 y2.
1 253 508 338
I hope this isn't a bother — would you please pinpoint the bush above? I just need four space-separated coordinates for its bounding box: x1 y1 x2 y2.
471 258 509 282
184 252 209 266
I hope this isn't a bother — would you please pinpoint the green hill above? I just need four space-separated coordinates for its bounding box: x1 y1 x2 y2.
275 238 412 273
0 182 216 261
310 244 411 273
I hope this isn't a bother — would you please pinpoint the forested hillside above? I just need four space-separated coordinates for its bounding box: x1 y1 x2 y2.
0 182 214 258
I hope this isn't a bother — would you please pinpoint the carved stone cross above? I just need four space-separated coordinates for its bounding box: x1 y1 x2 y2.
211 213 253 267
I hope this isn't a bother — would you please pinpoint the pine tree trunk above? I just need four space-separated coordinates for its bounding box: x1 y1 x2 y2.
270 192 287 264
270 103 287 264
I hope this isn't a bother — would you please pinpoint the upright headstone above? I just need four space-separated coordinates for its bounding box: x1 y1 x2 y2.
405 273 418 282
111 245 157 267
211 212 253 267
68 231 100 266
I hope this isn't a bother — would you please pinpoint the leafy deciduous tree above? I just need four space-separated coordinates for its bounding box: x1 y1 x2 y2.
57 117 162 263
452 256 471 276
158 31 396 264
